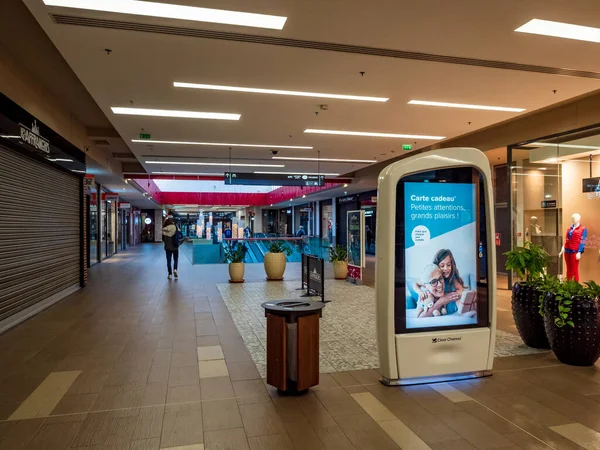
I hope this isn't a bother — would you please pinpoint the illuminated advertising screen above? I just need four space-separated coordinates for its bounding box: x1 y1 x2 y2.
394 168 489 333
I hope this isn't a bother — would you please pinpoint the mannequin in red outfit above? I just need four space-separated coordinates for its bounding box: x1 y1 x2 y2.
559 213 587 282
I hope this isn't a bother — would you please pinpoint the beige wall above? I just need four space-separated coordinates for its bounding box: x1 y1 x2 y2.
0 41 118 173
562 157 600 283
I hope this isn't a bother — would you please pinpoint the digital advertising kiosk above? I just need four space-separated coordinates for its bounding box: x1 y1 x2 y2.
376 148 496 385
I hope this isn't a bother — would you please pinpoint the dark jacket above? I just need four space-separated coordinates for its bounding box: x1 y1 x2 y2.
163 224 178 252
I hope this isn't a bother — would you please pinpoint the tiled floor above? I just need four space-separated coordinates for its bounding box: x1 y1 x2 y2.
216 281 547 377
0 244 598 449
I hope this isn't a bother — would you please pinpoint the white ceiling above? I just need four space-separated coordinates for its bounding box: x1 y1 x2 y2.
22 0 600 189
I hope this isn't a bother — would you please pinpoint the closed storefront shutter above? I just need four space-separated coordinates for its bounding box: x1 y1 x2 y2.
0 145 81 323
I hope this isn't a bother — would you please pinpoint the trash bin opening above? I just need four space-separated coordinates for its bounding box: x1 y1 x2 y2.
278 301 311 308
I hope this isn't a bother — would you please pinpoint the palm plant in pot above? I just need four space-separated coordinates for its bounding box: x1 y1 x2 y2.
504 242 550 348
264 240 293 281
224 242 246 283
329 245 348 280
543 279 600 366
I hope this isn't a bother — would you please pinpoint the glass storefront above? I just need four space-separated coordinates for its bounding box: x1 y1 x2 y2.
508 124 600 286
86 178 99 267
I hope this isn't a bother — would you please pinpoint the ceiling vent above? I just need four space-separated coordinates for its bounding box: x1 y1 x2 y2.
50 14 600 80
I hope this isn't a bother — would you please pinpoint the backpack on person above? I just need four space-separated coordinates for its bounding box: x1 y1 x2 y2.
175 228 184 248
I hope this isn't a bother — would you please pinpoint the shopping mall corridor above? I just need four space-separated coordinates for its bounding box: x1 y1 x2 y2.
0 244 598 450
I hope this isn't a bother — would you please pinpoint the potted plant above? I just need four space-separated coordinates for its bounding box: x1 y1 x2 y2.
264 240 293 281
224 242 246 283
329 245 348 280
543 280 600 366
504 242 550 348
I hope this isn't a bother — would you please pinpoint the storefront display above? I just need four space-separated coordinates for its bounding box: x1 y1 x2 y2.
508 124 600 286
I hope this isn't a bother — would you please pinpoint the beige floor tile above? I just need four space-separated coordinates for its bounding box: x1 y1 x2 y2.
197 346 225 362
199 360 229 379
379 419 431 450
550 422 600 449
429 383 472 403
160 403 204 449
9 370 81 420
351 392 397 422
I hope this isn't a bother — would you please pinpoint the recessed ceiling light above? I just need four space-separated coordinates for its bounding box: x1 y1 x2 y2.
516 19 600 44
71 169 86 173
302 194 306 198
131 139 311 149
48 158 74 162
42 0 287 30
525 142 600 150
174 82 388 102
408 100 525 113
145 161 284 168
304 129 445 140
272 156 375 163
111 107 240 121
254 171 339 176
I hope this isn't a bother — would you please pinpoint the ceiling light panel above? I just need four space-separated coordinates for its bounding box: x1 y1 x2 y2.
272 156 375 163
111 107 240 120
145 161 284 168
254 171 340 176
174 82 389 102
305 129 445 140
408 100 525 112
42 0 287 30
516 19 600 44
131 139 312 149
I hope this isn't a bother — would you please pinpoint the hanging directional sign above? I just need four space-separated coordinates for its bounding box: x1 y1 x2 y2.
224 172 325 186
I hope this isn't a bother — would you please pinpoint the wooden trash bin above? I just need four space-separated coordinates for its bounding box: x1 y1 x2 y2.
261 300 326 393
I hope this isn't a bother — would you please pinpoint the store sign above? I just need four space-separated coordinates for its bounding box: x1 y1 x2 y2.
105 194 119 202
306 255 325 302
541 200 557 208
119 202 131 209
371 196 377 203
84 175 94 187
19 120 50 153
338 195 357 204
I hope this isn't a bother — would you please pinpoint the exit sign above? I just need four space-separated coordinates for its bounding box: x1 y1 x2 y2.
139 133 151 139
402 144 412 151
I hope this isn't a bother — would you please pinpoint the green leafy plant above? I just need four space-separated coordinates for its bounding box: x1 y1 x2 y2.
552 279 584 328
268 240 293 256
223 242 246 263
584 280 600 300
533 275 559 316
329 245 348 263
504 242 549 282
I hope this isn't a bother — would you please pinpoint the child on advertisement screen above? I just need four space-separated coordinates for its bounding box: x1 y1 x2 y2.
414 249 464 315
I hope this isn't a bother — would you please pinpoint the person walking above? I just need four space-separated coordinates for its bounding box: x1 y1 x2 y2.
162 218 180 280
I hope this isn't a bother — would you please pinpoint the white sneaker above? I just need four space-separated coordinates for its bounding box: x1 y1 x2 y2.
174 270 178 278
168 274 172 280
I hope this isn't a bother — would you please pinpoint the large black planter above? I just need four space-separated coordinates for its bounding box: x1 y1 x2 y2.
543 293 600 366
511 283 550 349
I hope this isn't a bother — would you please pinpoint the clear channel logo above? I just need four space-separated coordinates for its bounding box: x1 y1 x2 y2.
431 337 462 344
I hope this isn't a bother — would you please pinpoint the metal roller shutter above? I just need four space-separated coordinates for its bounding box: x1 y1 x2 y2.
0 145 81 322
